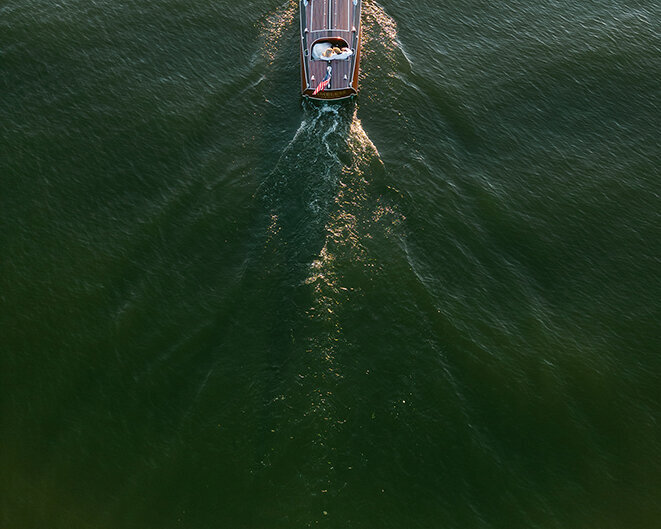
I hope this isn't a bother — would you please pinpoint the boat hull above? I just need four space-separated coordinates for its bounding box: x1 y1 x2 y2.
300 0 362 101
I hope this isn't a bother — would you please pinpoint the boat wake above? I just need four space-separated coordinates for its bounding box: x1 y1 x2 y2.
248 4 407 512
252 103 405 512
260 104 352 223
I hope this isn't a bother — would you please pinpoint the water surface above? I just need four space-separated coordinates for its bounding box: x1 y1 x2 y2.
1 1 660 527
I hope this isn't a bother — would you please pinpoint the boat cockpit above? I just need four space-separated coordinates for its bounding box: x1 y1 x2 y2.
311 38 354 61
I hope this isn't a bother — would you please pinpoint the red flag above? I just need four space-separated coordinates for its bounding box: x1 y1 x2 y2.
312 68 332 96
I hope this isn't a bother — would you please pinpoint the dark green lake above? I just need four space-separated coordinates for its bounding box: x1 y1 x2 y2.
2 1 660 527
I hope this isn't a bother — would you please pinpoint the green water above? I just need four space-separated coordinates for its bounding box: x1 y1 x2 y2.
1 1 660 527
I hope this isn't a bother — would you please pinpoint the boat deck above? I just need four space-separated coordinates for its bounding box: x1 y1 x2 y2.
300 0 361 98
307 0 353 32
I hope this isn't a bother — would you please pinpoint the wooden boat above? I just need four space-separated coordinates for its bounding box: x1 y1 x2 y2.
300 0 362 100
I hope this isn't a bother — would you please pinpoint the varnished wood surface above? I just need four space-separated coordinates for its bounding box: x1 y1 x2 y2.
307 0 352 32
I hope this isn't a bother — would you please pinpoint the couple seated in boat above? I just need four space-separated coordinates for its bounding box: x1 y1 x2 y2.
312 41 353 61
